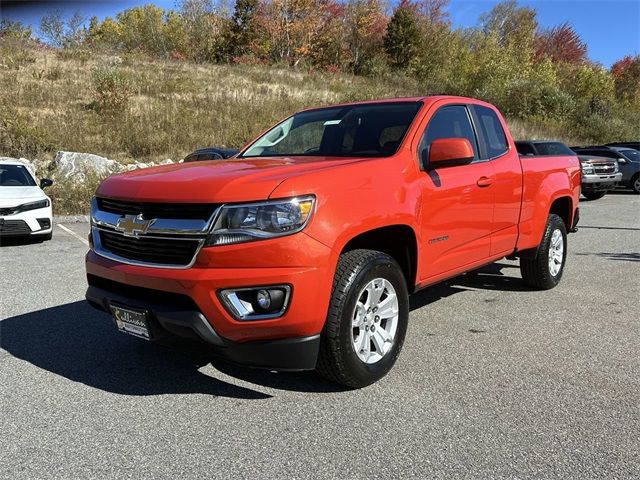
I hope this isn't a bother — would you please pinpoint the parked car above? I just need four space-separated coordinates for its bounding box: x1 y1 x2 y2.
0 159 54 241
183 147 239 162
605 141 640 150
572 146 640 194
515 140 621 200
85 96 580 387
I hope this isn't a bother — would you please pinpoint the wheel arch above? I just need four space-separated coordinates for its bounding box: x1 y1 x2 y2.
549 196 574 230
340 224 418 293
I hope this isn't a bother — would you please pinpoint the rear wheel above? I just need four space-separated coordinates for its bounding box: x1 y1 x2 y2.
582 191 606 201
316 249 409 388
632 174 640 194
520 214 567 290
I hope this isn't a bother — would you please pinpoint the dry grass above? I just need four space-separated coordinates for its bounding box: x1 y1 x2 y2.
1 42 577 165
1 42 587 214
0 44 425 163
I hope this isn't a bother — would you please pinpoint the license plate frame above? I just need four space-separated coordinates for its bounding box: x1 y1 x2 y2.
110 303 151 340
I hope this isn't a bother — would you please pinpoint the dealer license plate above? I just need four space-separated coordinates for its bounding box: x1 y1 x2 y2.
110 304 151 340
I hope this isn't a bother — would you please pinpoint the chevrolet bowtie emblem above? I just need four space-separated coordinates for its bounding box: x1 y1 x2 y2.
115 214 155 237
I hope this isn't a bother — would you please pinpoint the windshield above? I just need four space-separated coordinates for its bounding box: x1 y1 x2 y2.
0 164 36 187
534 142 576 156
241 102 422 158
620 149 640 162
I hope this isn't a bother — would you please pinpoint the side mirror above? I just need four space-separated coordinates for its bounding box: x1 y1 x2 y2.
427 138 475 169
40 178 53 189
617 157 627 164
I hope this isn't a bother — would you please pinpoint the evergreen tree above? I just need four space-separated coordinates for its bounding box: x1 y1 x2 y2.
383 1 420 69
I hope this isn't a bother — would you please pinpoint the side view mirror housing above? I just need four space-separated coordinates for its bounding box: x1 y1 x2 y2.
617 157 627 164
40 178 53 189
426 138 475 169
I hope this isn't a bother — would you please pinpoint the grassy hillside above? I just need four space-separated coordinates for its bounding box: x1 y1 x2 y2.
2 41 606 215
1 43 584 166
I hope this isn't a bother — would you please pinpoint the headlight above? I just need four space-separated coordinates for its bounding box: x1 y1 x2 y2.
18 199 50 212
206 196 315 246
581 162 594 174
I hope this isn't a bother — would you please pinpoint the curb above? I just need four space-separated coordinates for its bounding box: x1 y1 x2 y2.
53 215 90 224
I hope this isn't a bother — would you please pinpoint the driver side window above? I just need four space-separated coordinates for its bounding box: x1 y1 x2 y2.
418 106 479 165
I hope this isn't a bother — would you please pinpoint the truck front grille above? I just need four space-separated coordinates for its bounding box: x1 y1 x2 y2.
0 220 31 235
96 197 217 221
593 164 616 174
98 230 202 266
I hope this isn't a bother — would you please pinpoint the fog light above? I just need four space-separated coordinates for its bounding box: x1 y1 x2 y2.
37 218 51 230
256 289 271 310
218 285 291 321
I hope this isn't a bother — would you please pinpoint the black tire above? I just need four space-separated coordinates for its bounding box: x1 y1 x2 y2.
520 214 567 290
582 191 606 201
631 174 640 194
316 249 409 388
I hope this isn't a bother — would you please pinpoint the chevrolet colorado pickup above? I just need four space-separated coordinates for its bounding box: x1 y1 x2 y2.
85 96 580 387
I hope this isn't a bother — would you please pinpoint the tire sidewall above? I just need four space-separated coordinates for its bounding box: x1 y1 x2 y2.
337 257 409 385
544 215 567 286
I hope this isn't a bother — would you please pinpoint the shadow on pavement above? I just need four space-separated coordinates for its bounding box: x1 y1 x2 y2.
0 301 271 399
0 236 48 247
1 262 530 397
575 252 640 262
410 262 529 311
578 225 640 231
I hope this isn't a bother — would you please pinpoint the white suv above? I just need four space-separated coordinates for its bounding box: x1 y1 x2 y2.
0 160 53 241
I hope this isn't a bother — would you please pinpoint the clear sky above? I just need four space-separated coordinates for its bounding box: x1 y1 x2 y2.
1 0 638 67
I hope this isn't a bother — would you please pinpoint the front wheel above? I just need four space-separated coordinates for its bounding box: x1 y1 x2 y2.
582 191 606 201
316 249 409 388
520 214 567 290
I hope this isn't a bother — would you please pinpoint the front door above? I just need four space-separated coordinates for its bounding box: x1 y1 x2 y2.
417 105 495 280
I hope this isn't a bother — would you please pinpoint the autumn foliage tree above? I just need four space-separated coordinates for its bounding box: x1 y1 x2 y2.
535 22 587 64
32 0 639 143
611 55 640 106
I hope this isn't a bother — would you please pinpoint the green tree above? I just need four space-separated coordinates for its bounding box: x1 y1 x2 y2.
481 0 537 52
383 1 421 69
178 0 225 62
223 0 260 58
115 5 167 54
0 19 32 40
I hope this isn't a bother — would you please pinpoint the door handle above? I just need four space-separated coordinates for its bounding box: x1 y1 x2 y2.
476 176 494 187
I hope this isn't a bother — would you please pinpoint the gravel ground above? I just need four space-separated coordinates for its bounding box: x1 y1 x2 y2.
1 192 639 479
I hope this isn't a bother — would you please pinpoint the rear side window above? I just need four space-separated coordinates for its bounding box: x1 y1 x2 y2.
474 106 508 159
515 142 535 155
418 105 479 161
534 142 575 156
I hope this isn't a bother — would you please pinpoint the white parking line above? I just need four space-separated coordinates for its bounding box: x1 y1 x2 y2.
57 224 89 246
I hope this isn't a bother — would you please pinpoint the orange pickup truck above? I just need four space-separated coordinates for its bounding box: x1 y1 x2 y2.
85 96 581 387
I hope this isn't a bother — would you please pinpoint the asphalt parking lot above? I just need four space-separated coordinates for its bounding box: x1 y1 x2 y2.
1 193 639 479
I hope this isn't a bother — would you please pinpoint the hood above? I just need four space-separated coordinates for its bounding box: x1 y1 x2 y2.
96 156 365 203
578 155 616 165
0 186 46 206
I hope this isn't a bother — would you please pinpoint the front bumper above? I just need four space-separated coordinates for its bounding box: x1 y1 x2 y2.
85 231 335 344
86 276 320 370
581 172 622 191
0 205 52 236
